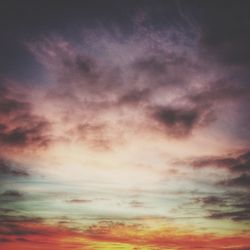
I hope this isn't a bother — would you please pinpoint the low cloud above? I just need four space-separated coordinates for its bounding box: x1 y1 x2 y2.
0 158 29 177
220 174 250 188
1 190 23 198
0 190 24 203
194 192 250 222
196 196 225 207
208 209 250 222
66 199 92 204
185 150 250 189
187 150 250 174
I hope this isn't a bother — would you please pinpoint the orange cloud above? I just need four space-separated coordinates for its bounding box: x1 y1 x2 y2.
1 221 250 250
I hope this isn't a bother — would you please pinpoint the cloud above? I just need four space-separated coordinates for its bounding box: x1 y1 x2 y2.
220 174 250 188
0 218 250 249
26 25 214 143
0 217 48 237
152 106 199 137
0 190 24 203
83 221 250 249
0 3 249 248
188 150 250 174
0 84 51 151
207 209 250 222
194 192 250 222
132 50 195 88
151 105 212 138
26 18 250 145
196 196 225 207
66 199 92 204
73 122 113 150
0 158 29 177
0 208 16 213
0 96 29 115
1 190 23 198
184 150 250 189
0 215 42 224
0 124 49 147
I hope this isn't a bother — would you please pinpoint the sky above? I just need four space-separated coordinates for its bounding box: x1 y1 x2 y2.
0 0 250 249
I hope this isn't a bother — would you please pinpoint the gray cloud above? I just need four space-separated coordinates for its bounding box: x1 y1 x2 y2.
1 190 23 198
151 105 213 138
208 209 250 221
188 150 250 174
194 192 250 222
0 158 29 177
0 190 24 203
220 174 250 188
66 199 92 204
0 84 51 150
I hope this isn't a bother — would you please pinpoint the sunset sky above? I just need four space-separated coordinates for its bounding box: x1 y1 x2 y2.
0 1 250 249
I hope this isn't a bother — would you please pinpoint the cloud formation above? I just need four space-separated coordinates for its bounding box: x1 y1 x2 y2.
152 106 210 138
0 1 250 248
0 158 29 177
186 150 250 188
0 84 51 151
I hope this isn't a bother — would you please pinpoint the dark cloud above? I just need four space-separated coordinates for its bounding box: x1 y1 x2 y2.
151 106 211 138
220 174 250 188
185 150 250 189
189 150 250 174
74 55 97 77
194 192 250 222
0 84 51 150
0 158 29 177
66 199 92 204
0 208 16 213
0 215 44 237
0 121 50 148
207 209 250 222
0 215 42 224
0 221 46 236
0 190 24 203
153 107 198 137
60 53 101 90
196 196 224 207
0 97 29 115
1 190 23 198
